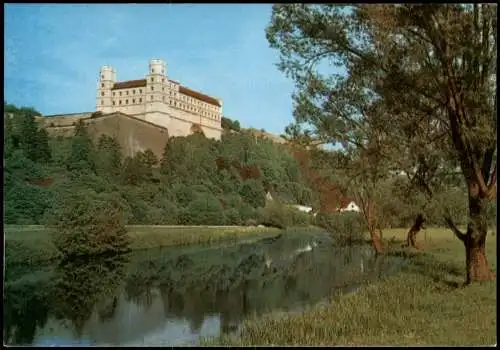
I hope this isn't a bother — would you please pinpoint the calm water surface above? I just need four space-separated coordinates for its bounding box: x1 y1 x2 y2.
4 231 405 346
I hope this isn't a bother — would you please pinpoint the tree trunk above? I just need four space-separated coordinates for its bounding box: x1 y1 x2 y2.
464 236 493 284
364 198 384 254
406 214 425 249
463 194 495 284
369 226 384 254
445 186 496 284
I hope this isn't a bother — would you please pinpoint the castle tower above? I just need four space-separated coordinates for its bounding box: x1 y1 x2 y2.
146 59 167 105
96 65 116 113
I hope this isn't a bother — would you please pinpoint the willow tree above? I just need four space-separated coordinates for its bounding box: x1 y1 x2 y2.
266 4 496 283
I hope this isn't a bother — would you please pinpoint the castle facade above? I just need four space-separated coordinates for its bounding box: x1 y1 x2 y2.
96 59 223 139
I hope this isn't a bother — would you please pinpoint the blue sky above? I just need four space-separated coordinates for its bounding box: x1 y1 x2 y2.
4 4 298 135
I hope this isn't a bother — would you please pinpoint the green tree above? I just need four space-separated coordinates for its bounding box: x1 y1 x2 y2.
44 189 131 259
239 179 266 208
67 120 95 172
96 134 122 177
267 4 497 283
232 120 241 132
138 148 158 168
18 110 41 162
221 117 233 130
36 128 52 163
180 193 225 225
121 156 147 186
161 135 218 184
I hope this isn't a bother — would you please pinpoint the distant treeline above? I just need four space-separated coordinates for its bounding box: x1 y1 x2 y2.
4 103 495 233
4 103 317 229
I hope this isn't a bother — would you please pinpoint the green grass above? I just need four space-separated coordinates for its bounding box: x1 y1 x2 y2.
4 225 281 266
202 227 497 346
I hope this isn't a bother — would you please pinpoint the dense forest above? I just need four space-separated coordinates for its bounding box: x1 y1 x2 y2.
3 102 494 234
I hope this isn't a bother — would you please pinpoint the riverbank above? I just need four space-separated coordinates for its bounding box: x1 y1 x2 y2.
4 225 282 266
203 227 497 346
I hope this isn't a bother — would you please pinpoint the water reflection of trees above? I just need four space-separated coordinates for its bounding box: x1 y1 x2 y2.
122 243 394 338
3 281 50 346
4 241 398 346
48 255 129 336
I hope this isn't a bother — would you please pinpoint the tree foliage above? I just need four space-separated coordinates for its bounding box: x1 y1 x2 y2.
44 190 131 259
267 4 497 282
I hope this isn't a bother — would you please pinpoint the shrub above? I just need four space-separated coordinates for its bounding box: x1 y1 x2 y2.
287 207 312 226
257 202 288 229
239 203 258 223
245 219 258 226
180 193 225 225
224 208 242 225
43 190 131 259
315 212 365 245
239 179 266 208
257 202 311 229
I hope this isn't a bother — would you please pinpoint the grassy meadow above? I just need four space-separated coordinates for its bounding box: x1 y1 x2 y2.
202 227 497 346
4 224 281 266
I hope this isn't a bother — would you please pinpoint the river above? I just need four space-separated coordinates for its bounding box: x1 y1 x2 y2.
3 230 405 346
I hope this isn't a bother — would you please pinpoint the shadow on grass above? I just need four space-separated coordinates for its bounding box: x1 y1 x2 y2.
385 246 465 289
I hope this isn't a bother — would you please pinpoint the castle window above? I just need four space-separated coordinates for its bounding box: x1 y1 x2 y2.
132 99 135 103
162 96 165 101
113 101 115 105
119 100 122 105
152 68 155 73
174 101 177 106
119 91 122 96
151 77 154 82
101 74 104 79
126 91 129 95
133 90 135 94
162 78 165 83
101 101 104 105
140 89 142 94
151 86 154 91
151 96 153 100
126 99 128 104
139 98 142 103
162 87 164 91
101 92 104 96
101 83 104 88
113 92 115 96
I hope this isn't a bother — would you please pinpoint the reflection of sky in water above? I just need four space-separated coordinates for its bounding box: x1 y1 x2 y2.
32 292 222 346
123 316 221 346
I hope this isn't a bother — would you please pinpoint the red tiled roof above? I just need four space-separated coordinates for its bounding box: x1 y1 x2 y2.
179 85 221 107
339 198 356 209
111 78 221 107
112 79 147 90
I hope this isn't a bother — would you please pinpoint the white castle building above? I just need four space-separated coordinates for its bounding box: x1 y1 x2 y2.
96 58 223 139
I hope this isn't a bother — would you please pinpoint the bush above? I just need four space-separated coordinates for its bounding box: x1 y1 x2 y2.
245 219 258 226
257 202 311 229
43 190 131 259
288 207 312 226
315 212 365 245
239 179 266 208
224 208 242 225
180 193 225 225
239 203 258 223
